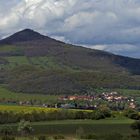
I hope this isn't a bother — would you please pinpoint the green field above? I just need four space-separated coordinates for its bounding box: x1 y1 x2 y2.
0 104 135 136
0 45 19 52
0 86 58 104
2 56 73 70
0 119 134 136
30 119 135 135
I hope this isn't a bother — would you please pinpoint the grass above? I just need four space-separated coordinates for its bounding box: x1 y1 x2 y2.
30 57 60 69
2 56 74 71
116 89 140 96
0 105 59 113
1 56 29 69
0 104 93 113
115 89 140 104
5 56 29 67
0 45 18 52
0 119 135 136
0 86 58 104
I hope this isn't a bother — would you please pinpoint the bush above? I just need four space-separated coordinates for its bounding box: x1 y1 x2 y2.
98 105 111 118
124 109 140 120
0 126 13 136
91 111 105 120
17 120 33 135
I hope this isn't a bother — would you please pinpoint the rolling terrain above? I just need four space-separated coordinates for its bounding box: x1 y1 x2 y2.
0 29 140 94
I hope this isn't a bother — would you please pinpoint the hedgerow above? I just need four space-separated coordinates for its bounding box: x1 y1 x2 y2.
0 105 112 124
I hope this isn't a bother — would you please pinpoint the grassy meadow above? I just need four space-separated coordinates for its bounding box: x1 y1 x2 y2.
0 86 58 104
0 118 135 136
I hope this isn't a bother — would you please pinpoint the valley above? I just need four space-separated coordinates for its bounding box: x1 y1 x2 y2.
0 29 140 140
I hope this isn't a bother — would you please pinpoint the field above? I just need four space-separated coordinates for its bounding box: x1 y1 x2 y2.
20 119 135 135
2 56 72 70
0 104 134 135
116 89 140 104
0 86 58 104
0 119 135 136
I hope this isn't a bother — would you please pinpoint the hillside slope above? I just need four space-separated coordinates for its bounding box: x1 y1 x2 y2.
0 29 140 94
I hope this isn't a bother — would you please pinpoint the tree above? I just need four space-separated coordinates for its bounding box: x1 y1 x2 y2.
98 105 111 118
0 126 13 136
17 120 33 136
0 126 15 140
124 109 140 120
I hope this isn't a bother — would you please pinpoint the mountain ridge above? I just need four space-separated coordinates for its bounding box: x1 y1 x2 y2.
0 29 64 45
0 29 140 94
0 29 139 60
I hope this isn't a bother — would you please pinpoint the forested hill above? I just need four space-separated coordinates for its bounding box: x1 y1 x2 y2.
0 29 140 94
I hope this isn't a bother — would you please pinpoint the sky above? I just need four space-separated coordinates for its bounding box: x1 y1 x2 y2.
0 0 140 58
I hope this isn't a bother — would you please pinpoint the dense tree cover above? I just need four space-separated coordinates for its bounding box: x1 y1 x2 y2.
1 65 139 95
0 29 140 95
0 105 140 124
0 107 112 124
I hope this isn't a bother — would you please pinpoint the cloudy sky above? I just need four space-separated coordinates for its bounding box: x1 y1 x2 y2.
0 0 140 58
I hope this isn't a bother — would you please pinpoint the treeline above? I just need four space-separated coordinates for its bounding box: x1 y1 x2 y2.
0 106 140 124
2 65 140 95
0 107 112 124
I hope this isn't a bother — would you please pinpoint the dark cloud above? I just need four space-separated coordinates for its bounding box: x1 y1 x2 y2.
0 0 140 58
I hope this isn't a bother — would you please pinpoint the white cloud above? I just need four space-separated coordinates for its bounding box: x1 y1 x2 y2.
84 44 140 58
0 0 140 58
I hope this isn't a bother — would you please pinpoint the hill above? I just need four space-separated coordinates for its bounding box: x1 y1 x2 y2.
0 29 140 94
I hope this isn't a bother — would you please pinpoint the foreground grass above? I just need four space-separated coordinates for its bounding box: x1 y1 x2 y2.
24 119 135 135
0 105 136 138
0 119 134 136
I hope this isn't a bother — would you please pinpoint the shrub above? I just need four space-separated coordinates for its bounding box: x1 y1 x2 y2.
98 105 111 118
91 111 105 120
0 126 13 136
17 120 33 135
124 109 140 120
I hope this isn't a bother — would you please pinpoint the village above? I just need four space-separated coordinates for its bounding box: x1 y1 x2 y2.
5 91 136 111
57 91 136 110
0 91 137 111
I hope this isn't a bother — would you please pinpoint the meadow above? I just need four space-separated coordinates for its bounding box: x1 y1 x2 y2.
0 119 135 136
0 86 58 104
